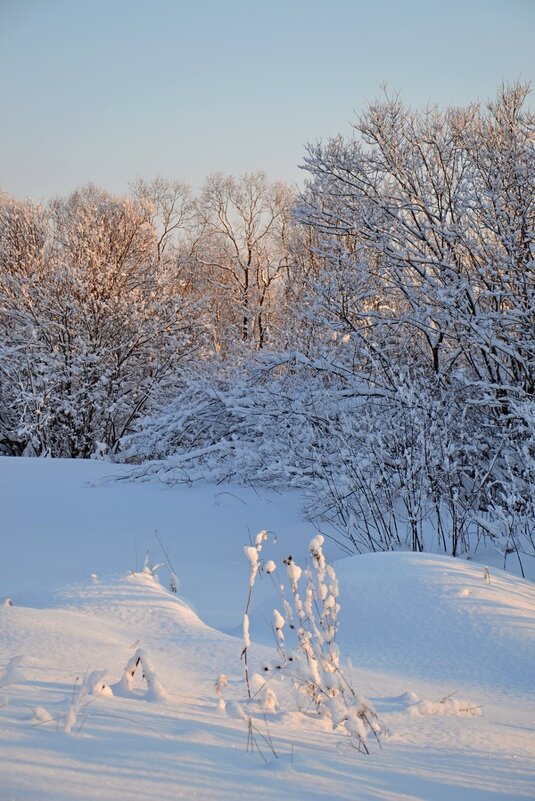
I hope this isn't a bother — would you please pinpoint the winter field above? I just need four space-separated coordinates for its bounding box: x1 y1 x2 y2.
1 456 535 801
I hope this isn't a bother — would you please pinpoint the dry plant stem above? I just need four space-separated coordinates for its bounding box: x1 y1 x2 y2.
242 531 267 698
245 715 278 762
242 578 255 699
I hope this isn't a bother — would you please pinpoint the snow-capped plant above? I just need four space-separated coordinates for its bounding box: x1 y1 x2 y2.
140 547 179 595
113 648 168 703
237 532 380 754
276 536 380 752
64 670 109 735
215 673 228 711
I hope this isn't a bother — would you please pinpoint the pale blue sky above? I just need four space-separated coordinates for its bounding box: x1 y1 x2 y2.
1 0 533 201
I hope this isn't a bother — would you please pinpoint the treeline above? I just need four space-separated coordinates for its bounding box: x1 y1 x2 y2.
1 85 533 564
0 172 301 457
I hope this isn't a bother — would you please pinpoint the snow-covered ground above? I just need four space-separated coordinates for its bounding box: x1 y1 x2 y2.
1 457 534 800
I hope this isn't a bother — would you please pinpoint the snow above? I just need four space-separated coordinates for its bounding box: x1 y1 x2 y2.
1 456 535 800
0 456 316 630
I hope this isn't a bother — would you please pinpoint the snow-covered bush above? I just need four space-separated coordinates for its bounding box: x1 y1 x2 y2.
124 349 535 566
121 355 322 487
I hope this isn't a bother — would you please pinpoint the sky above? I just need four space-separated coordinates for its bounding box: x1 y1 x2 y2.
1 0 533 202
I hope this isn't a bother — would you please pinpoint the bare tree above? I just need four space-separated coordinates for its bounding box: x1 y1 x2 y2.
193 172 294 351
131 176 194 263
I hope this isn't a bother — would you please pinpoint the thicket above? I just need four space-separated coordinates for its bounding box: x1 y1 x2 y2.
1 85 533 565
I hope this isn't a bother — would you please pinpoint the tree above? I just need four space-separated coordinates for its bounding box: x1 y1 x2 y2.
0 185 199 457
300 84 535 398
292 84 535 559
131 176 194 264
0 196 49 454
192 172 294 352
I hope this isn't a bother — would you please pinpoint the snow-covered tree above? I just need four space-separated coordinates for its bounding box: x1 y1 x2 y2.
294 83 535 561
0 186 200 457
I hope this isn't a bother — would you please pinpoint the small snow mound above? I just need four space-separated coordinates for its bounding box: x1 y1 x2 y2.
457 588 472 597
250 673 267 693
0 656 24 688
225 700 247 721
398 691 420 705
409 694 482 717
261 687 279 713
90 675 113 697
31 706 53 724
260 752 299 772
